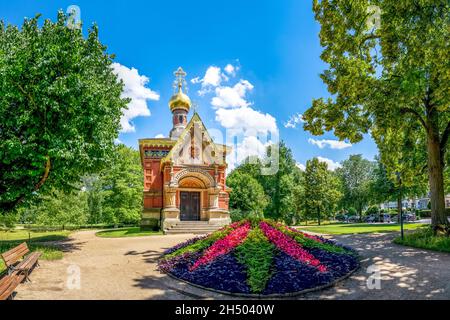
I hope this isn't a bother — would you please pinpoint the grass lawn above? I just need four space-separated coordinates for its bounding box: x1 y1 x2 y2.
296 222 428 235
0 229 71 274
96 227 163 238
394 228 450 253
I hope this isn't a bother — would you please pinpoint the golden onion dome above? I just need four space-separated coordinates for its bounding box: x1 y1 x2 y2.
169 90 191 112
169 67 191 112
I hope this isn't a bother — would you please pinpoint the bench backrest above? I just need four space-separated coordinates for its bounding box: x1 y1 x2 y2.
1 242 30 267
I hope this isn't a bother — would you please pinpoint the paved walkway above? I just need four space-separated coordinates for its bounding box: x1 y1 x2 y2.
15 230 450 300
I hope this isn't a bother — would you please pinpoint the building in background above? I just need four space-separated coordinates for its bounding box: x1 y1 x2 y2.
138 68 231 233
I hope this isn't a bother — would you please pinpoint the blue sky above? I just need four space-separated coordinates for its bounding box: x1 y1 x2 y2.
1 0 378 170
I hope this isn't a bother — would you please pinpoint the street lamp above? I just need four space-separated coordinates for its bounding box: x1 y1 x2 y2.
396 172 404 240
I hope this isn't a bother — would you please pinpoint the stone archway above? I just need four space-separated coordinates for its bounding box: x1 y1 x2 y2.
172 168 215 188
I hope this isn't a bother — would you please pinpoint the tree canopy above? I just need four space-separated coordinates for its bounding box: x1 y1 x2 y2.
336 155 374 219
303 158 341 225
16 144 143 227
303 0 449 230
0 12 128 213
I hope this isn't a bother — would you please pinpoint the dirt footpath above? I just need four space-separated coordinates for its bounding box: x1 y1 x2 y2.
14 230 450 300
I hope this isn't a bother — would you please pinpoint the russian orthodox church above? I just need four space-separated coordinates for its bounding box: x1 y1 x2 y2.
139 67 231 233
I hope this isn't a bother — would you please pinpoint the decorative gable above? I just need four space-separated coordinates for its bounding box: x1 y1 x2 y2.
161 113 229 169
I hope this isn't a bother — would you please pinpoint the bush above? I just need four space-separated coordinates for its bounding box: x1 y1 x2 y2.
0 214 18 229
347 207 357 216
394 227 450 253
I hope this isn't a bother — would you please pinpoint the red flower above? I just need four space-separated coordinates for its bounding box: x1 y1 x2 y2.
260 222 327 272
190 222 251 271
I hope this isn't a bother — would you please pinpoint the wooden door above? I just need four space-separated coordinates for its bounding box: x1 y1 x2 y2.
180 191 200 221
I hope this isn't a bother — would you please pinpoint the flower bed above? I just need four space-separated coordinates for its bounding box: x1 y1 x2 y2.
158 218 359 296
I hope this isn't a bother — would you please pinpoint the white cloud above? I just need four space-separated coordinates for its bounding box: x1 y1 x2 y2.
193 64 278 171
224 64 235 76
308 138 352 150
192 66 231 96
211 80 254 108
154 133 165 138
284 113 305 129
112 63 159 133
317 156 342 171
202 66 222 87
296 162 306 171
215 106 277 132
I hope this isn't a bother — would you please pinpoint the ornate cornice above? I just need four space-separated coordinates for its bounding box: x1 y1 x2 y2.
139 139 176 148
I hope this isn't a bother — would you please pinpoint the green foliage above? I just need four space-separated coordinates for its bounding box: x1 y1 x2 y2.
19 188 88 227
99 144 143 225
365 205 380 216
304 0 449 227
303 158 342 225
14 145 143 226
228 172 268 217
394 227 450 253
0 12 128 212
0 212 18 229
261 142 300 221
228 141 304 224
347 207 357 216
235 227 275 293
336 155 374 218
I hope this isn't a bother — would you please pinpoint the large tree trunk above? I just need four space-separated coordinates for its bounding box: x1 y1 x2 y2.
426 112 448 229
317 207 321 226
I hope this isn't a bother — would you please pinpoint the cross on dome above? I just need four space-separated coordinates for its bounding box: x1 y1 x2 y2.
173 67 187 93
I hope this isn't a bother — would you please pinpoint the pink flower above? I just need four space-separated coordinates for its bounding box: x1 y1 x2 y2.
190 222 251 271
260 222 327 272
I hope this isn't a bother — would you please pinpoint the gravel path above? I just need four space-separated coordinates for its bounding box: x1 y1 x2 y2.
14 230 450 300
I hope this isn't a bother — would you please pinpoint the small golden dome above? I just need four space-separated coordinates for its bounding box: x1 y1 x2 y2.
169 90 191 112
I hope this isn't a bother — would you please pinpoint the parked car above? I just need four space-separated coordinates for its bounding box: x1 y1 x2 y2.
404 213 416 222
365 215 379 223
348 216 360 223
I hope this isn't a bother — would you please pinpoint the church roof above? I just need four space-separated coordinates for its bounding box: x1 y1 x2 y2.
160 112 231 170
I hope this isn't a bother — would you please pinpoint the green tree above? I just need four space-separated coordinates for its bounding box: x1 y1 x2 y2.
31 189 88 227
261 141 299 220
82 174 104 224
0 12 127 213
227 172 268 217
303 158 333 225
100 144 143 225
303 1 449 230
337 155 374 221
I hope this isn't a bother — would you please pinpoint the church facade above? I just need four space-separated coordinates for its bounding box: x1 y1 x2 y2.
139 67 231 231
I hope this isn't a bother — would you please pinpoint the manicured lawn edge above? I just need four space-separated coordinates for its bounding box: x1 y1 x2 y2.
95 227 163 238
295 223 427 235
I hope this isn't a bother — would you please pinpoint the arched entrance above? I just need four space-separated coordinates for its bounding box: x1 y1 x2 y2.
178 176 205 221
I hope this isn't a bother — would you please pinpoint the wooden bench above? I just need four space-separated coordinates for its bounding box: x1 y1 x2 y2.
0 274 25 300
1 242 42 282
